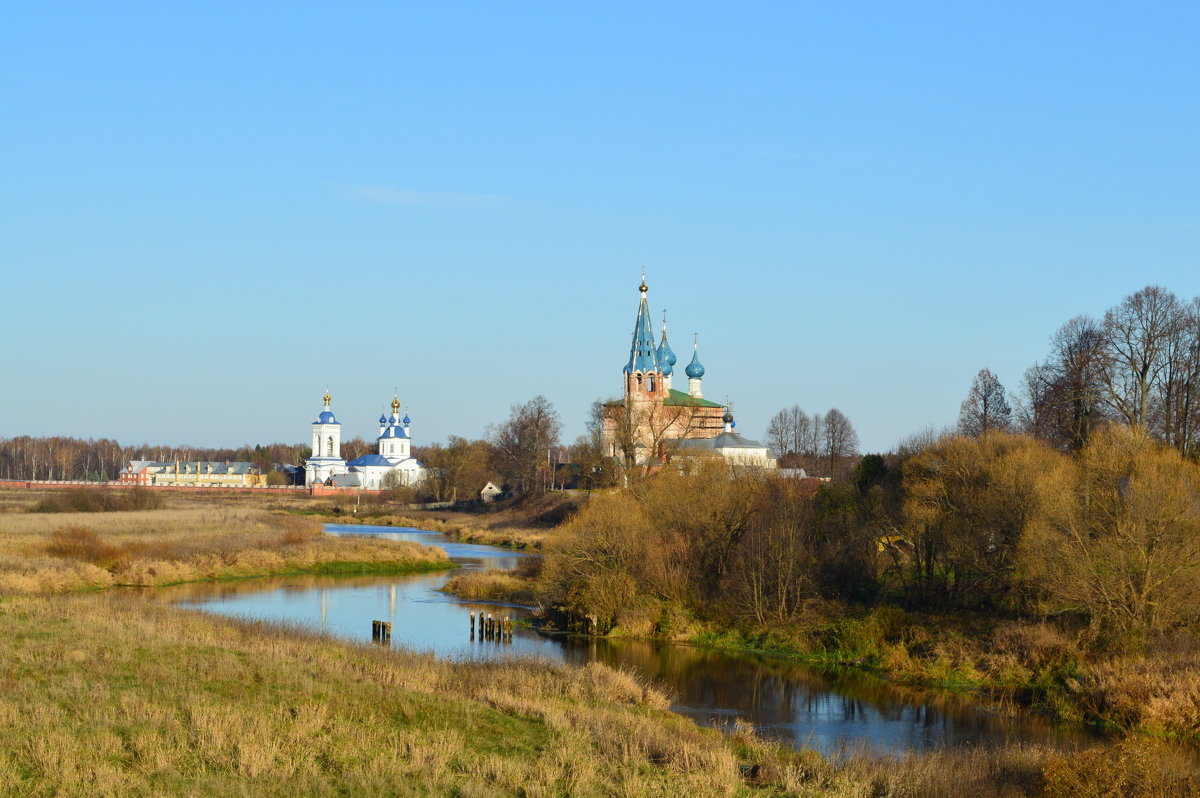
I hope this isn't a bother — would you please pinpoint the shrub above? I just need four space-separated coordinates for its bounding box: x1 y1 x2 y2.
261 513 322 545
1041 737 1200 797
45 526 124 568
30 488 164 513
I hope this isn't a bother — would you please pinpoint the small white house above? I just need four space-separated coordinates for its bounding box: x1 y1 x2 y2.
480 482 503 502
675 413 777 468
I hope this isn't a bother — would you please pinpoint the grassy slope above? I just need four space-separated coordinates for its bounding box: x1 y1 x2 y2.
0 594 780 797
4 594 1195 797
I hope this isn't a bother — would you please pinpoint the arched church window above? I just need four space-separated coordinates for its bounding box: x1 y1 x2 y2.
327 436 334 457
636 374 642 389
648 375 655 392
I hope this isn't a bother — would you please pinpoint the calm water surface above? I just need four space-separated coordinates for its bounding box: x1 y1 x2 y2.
162 523 1100 754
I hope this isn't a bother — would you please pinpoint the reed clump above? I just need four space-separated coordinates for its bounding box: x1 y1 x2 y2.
443 568 537 604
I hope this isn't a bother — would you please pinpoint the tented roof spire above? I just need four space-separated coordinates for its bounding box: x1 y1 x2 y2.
624 274 660 374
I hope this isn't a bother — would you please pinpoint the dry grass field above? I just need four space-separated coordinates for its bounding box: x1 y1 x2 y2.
2 488 1197 796
0 489 450 594
1 593 1195 797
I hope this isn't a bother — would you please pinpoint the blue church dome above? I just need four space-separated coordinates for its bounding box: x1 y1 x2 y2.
315 410 338 424
402 413 411 425
685 349 705 379
657 333 677 369
379 414 388 424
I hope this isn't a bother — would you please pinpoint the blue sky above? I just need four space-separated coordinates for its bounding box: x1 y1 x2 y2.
2 2 1197 453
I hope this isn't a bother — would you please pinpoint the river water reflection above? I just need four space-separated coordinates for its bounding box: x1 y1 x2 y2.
160 524 1100 754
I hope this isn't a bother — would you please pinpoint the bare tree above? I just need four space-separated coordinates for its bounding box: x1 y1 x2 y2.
822 408 860 475
1154 297 1200 457
958 368 1012 437
765 409 790 459
572 401 615 491
1020 316 1109 450
607 398 708 479
1101 285 1182 429
489 395 562 495
417 436 496 502
807 412 824 468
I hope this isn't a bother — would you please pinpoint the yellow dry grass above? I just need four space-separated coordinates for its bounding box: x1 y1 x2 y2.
0 502 448 594
2 593 1194 797
443 568 537 604
324 512 553 549
0 593 757 797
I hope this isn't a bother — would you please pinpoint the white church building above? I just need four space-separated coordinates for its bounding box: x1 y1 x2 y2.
304 392 427 489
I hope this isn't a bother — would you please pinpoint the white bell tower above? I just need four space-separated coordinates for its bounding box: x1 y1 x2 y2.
305 390 347 486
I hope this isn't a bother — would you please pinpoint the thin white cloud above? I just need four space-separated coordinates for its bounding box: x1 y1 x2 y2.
348 186 510 209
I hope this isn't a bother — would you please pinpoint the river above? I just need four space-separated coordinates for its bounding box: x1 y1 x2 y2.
158 524 1101 755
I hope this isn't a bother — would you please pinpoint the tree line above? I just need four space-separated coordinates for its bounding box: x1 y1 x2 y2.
416 395 567 501
542 285 1200 647
541 424 1200 646
956 285 1200 456
763 406 859 476
0 437 309 483
0 395 571 498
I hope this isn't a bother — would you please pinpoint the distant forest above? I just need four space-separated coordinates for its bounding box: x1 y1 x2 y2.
0 438 311 483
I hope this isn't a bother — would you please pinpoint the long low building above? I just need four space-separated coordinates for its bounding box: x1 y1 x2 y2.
119 460 266 487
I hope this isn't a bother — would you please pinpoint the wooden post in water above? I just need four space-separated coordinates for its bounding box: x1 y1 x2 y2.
382 621 392 644
470 611 475 640
372 620 381 641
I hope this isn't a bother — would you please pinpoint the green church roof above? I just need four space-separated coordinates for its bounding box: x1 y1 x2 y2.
664 388 723 408
607 389 722 409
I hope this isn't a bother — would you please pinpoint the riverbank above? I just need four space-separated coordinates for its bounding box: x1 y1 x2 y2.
684 610 1200 740
300 508 566 550
521 584 1200 743
514 464 1200 748
3 591 1195 797
301 512 551 549
287 490 582 550
446 560 1200 742
0 499 451 594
